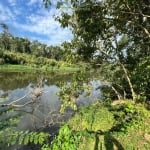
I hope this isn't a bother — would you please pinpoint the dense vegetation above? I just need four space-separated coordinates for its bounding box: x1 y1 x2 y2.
56 0 150 102
0 23 67 60
0 23 80 71
0 0 150 149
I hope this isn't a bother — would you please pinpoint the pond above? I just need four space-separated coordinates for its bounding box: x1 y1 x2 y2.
0 71 101 131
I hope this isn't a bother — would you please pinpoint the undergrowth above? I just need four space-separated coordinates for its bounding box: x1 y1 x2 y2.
66 100 150 150
0 100 150 149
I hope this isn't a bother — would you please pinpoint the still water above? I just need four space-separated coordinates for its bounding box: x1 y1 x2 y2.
0 71 101 130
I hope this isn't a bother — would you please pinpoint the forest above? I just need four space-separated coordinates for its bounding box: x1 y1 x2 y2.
0 24 80 71
0 0 150 149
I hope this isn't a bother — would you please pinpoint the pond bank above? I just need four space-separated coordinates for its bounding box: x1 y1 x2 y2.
0 64 79 72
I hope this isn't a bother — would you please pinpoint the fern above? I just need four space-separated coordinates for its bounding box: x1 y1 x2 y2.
0 127 50 149
18 130 49 146
0 93 51 149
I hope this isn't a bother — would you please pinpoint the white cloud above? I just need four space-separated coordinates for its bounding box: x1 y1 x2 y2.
7 0 24 16
7 0 16 6
21 6 72 45
27 0 39 5
0 0 73 45
13 12 73 45
0 3 16 22
27 0 44 8
18 8 60 34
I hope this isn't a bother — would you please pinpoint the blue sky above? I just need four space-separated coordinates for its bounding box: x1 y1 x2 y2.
0 0 73 45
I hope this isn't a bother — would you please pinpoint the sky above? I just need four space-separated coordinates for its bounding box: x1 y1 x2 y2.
0 0 73 45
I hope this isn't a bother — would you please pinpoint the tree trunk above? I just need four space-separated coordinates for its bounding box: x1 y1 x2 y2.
111 85 121 100
120 63 136 101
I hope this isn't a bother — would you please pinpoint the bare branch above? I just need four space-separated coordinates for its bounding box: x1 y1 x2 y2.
9 92 31 105
0 91 32 108
121 11 150 18
127 20 150 39
0 100 33 108
111 86 121 100
142 27 150 38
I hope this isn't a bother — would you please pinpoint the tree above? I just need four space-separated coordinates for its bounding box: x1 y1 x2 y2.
45 0 150 101
0 23 12 50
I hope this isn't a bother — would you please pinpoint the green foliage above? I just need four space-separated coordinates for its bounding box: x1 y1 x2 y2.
0 98 49 149
111 101 150 149
0 128 49 149
0 99 20 149
49 124 82 150
67 101 150 150
54 0 150 102
0 58 4 64
0 116 19 130
109 101 150 133
2 51 56 66
68 102 115 132
0 50 79 73
132 56 150 100
0 0 150 149
57 70 92 112
0 29 65 60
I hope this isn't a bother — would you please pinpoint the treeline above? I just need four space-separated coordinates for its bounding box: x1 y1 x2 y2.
0 51 60 67
0 32 62 62
0 25 78 66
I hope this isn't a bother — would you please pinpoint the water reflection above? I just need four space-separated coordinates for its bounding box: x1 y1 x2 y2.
17 85 62 129
0 71 73 91
0 71 101 130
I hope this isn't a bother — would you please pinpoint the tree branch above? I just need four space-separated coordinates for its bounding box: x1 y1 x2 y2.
0 92 32 108
141 26 150 39
8 92 30 105
121 11 150 18
120 63 136 101
111 86 121 100
0 100 33 108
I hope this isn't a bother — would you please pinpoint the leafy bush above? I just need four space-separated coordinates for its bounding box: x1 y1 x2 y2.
68 102 115 131
48 124 82 150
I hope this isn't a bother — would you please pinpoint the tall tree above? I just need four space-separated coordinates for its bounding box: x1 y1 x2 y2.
46 0 150 101
0 23 12 50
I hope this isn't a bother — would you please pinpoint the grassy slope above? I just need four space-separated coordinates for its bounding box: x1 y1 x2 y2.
0 64 79 72
67 101 150 150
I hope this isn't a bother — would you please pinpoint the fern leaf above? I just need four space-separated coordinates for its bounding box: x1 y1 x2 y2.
29 132 35 143
24 134 29 145
18 133 25 145
34 134 38 144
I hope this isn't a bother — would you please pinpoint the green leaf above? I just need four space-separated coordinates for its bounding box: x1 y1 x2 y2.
24 134 29 145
